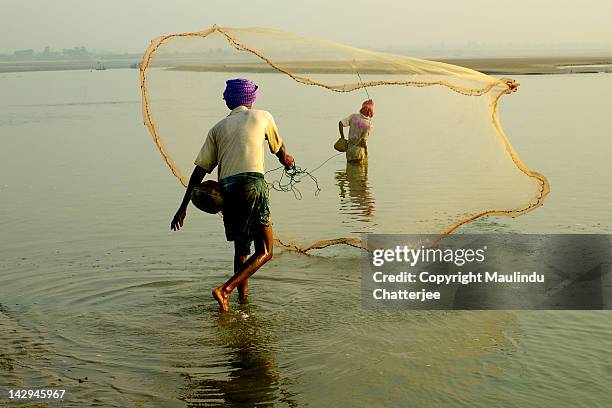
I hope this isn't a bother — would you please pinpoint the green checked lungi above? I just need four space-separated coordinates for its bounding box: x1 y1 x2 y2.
220 172 272 254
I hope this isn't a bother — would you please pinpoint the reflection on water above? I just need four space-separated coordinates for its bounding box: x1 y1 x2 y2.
335 162 375 226
180 305 297 407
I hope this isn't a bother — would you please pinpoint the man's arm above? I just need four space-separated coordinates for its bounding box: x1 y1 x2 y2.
275 143 295 169
338 121 346 139
265 114 294 169
171 166 208 231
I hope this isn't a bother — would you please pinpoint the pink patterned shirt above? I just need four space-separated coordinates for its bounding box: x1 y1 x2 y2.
340 113 373 162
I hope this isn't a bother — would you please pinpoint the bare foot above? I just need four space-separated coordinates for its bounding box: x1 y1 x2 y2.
238 293 249 304
238 281 249 303
212 286 230 312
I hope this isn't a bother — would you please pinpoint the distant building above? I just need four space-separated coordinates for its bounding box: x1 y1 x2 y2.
39 46 61 59
62 46 90 58
14 49 35 58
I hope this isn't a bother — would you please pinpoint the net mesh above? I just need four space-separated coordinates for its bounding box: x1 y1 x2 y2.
140 25 550 252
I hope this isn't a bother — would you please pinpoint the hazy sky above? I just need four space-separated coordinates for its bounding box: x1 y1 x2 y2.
3 0 612 54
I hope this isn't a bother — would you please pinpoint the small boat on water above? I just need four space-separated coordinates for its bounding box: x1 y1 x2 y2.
95 61 106 71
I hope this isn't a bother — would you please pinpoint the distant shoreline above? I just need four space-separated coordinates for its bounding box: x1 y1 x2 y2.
437 56 612 75
1 55 611 75
0 58 140 73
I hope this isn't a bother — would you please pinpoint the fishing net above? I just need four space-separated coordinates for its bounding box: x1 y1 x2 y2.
140 25 549 253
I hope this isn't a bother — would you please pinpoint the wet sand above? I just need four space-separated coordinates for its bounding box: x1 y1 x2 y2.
167 56 612 75
2 55 611 74
437 56 612 74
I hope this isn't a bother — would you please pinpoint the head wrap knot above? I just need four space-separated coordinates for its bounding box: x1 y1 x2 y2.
223 78 258 109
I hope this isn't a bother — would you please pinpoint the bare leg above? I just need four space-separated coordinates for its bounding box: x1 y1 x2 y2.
238 279 249 302
213 226 274 311
234 247 249 302
213 241 249 311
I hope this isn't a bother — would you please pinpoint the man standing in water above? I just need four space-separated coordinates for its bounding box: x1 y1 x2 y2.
338 99 374 163
170 79 294 312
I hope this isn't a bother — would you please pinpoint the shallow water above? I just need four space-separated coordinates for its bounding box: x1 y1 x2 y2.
1 70 611 407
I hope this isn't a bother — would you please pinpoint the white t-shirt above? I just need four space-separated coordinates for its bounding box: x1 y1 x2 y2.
341 113 373 162
195 106 283 180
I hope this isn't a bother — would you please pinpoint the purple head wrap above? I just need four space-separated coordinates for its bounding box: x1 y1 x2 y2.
223 78 258 109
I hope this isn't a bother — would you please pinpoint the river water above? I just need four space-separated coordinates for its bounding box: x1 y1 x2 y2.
1 69 611 407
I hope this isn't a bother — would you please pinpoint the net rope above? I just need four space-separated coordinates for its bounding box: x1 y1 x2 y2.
140 25 550 254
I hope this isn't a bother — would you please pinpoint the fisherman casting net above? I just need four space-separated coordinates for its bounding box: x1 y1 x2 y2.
140 25 549 253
